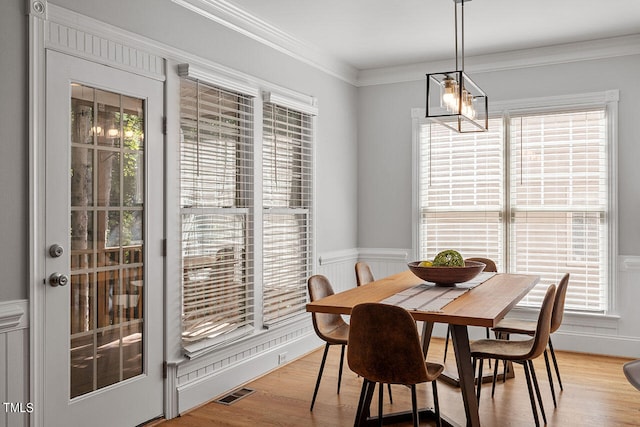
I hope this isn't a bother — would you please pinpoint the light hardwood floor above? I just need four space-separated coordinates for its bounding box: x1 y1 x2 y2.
153 338 639 426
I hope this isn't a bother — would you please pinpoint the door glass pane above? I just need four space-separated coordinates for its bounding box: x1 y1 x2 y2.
69 84 145 399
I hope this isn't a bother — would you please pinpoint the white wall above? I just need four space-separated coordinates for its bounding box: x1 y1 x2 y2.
356 54 640 356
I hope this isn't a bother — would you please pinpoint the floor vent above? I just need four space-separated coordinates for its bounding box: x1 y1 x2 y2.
215 387 255 405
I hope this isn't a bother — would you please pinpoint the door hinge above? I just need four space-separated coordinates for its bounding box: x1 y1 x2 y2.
162 117 167 135
162 239 167 257
163 361 167 379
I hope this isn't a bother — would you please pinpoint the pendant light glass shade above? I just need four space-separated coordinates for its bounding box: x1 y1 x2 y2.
426 70 488 132
426 0 488 133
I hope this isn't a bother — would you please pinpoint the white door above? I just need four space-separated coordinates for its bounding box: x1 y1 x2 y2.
43 50 164 426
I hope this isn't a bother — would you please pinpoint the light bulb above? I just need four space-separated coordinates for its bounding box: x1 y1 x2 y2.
441 76 458 111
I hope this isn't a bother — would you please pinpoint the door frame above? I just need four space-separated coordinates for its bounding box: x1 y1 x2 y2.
28 2 168 425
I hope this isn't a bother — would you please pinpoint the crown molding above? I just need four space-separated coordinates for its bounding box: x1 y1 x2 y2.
171 0 358 85
358 34 640 87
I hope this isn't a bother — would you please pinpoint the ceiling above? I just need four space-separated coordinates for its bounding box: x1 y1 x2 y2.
225 0 640 71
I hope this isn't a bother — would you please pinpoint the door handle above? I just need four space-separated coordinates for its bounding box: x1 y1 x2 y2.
48 272 69 287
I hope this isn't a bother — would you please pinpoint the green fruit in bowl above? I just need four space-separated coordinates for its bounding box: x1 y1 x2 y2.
432 250 464 267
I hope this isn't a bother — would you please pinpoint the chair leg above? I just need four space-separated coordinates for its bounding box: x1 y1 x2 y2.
378 382 383 427
310 343 330 411
354 379 369 427
491 357 500 397
443 326 451 363
432 381 442 427
548 337 563 391
543 349 557 407
476 358 484 403
529 360 547 425
485 328 492 369
523 361 541 427
502 333 509 383
387 383 393 404
338 344 346 394
354 379 376 427
410 384 419 427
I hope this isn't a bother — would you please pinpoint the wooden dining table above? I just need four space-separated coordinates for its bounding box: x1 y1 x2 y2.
306 269 539 427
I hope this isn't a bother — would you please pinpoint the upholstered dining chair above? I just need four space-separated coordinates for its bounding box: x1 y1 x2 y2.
307 275 350 411
354 261 394 403
623 359 640 391
443 257 498 363
492 273 570 408
348 303 444 427
471 284 557 427
355 261 375 287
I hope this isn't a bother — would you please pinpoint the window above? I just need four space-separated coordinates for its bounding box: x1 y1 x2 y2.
262 103 313 325
180 78 254 346
416 97 613 313
178 73 316 349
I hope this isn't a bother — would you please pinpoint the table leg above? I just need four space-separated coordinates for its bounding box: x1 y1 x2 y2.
421 321 435 356
450 325 481 427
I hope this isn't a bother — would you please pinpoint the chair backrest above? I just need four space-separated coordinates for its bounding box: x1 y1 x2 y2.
550 273 570 333
307 275 347 341
354 261 375 286
525 284 557 360
347 303 429 385
465 257 497 273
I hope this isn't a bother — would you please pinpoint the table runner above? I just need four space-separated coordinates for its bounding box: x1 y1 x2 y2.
380 271 496 312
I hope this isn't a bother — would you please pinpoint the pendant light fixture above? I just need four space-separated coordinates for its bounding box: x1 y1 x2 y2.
426 0 488 132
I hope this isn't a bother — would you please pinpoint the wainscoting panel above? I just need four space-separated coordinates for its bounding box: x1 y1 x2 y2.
0 300 29 427
317 249 359 292
357 248 410 280
175 318 320 414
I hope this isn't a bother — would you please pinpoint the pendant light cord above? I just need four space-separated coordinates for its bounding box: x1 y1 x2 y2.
461 0 465 71
454 1 459 70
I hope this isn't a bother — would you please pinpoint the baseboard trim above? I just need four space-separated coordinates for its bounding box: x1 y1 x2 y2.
552 331 640 358
176 332 321 414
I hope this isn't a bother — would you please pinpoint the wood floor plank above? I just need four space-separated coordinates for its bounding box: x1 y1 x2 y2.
152 338 639 426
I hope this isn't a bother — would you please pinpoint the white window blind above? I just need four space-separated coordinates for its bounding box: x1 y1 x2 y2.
510 110 607 310
180 78 254 345
419 118 504 265
418 108 609 312
262 103 313 325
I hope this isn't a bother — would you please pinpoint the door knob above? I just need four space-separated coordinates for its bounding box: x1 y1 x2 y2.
48 272 69 287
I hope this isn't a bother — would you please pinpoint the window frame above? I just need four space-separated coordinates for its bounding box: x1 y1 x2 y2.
411 90 619 314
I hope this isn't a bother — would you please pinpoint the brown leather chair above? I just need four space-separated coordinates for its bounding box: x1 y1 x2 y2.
471 284 557 427
354 261 394 403
307 275 349 411
348 302 443 427
443 257 498 362
355 261 375 286
492 273 570 407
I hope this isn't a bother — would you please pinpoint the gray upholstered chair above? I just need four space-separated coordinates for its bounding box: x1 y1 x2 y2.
492 273 570 407
307 275 349 411
348 302 443 427
471 284 557 427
